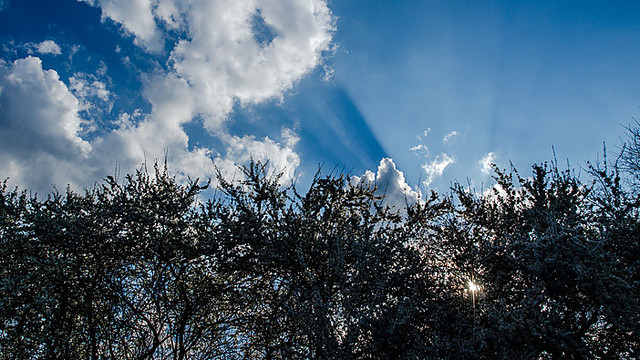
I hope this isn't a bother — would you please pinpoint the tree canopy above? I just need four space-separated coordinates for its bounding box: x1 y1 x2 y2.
1 131 639 359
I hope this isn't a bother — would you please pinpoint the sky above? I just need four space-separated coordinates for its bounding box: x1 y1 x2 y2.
1 0 640 205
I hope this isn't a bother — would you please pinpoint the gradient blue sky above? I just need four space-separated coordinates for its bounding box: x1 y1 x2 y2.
1 0 639 200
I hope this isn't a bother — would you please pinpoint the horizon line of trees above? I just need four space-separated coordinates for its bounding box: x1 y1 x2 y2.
1 124 640 359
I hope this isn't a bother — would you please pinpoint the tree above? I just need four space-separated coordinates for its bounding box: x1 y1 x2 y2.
211 163 451 359
445 161 640 358
1 138 639 358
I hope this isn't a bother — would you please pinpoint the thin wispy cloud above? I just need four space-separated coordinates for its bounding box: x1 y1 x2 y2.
422 153 454 187
410 128 459 188
480 152 496 174
442 130 459 143
417 128 431 140
410 143 429 156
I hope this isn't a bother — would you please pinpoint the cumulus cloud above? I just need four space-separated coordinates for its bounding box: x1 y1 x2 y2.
86 0 332 168
480 152 496 174
0 56 304 194
442 130 459 143
168 0 335 129
352 158 422 210
214 129 301 185
80 0 335 128
482 183 508 201
34 40 62 55
422 153 454 187
0 57 92 192
91 73 209 183
79 0 164 52
0 64 212 191
1 1 334 193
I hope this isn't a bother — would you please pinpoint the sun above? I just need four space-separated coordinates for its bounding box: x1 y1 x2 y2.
468 280 479 293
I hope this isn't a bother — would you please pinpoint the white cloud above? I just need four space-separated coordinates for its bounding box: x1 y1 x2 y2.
0 57 92 192
2 0 333 193
80 0 335 128
168 0 335 129
91 73 208 182
0 57 295 194
422 153 454 187
67 65 114 131
34 40 62 55
114 0 330 180
480 152 496 174
154 0 184 30
482 183 508 201
352 158 422 210
417 128 431 140
443 130 460 143
410 143 429 156
70 76 110 102
69 44 81 62
80 0 164 52
69 73 113 113
410 128 457 187
350 169 375 188
214 129 301 185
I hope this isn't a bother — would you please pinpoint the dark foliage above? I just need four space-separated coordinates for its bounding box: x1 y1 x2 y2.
1 131 640 359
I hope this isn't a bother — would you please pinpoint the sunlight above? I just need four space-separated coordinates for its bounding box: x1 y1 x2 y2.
468 280 479 293
467 279 480 315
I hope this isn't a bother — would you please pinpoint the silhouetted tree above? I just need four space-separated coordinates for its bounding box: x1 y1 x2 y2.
1 125 640 359
444 160 640 359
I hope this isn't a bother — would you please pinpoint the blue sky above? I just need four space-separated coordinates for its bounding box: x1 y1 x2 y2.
1 0 639 201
